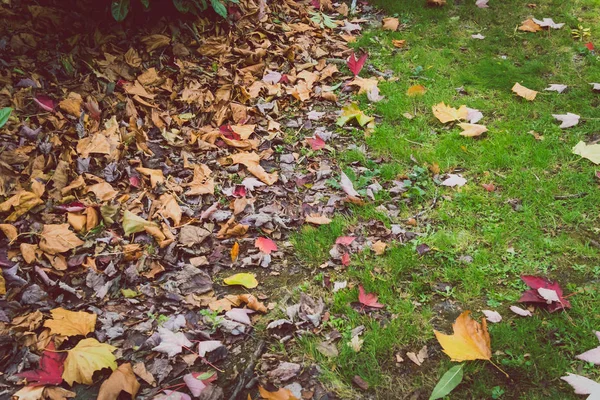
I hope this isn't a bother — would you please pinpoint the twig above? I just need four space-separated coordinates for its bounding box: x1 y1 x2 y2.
228 340 266 400
553 192 587 200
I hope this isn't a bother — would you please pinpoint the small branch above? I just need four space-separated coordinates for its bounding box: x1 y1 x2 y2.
228 340 266 400
553 192 587 200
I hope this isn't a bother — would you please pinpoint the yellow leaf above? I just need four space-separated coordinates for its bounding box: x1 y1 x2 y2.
98 363 140 400
58 92 82 117
348 76 379 95
122 210 158 236
0 191 43 222
231 242 240 262
432 102 468 124
372 240 387 255
63 338 117 385
392 39 407 48
258 386 298 400
572 141 600 164
407 84 426 96
136 167 165 188
434 311 491 362
224 273 259 289
458 123 488 137
511 82 537 100
382 17 400 31
43 308 97 337
0 272 5 296
518 18 542 32
0 223 18 241
38 224 84 255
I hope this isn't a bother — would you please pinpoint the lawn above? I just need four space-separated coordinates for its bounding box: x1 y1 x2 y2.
289 0 600 398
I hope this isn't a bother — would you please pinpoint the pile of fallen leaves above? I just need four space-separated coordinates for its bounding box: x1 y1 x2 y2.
0 0 410 398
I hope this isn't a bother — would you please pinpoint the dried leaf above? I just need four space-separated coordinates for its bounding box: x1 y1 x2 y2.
458 123 488 137
39 224 84 254
62 338 117 385
434 311 491 362
98 363 140 400
432 103 468 123
43 308 97 337
511 82 537 100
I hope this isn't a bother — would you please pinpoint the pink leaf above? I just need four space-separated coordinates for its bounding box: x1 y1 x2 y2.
347 52 368 76
341 252 350 266
183 373 207 397
481 310 502 323
576 331 600 365
155 390 192 400
510 305 532 317
481 183 495 192
307 136 326 150
225 308 254 325
33 95 55 112
335 236 356 246
255 237 277 254
519 275 571 312
358 285 384 308
561 373 600 396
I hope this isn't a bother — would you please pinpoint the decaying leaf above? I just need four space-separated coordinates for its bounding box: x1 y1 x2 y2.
62 338 117 385
38 224 84 254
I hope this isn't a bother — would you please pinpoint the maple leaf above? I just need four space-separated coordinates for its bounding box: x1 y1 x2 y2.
518 275 571 312
62 338 117 385
255 237 278 254
576 331 600 365
38 224 84 255
432 102 468 124
382 17 399 31
512 83 537 100
358 285 384 308
573 141 600 164
98 363 140 400
336 103 375 127
518 19 542 32
347 52 368 76
16 342 65 386
552 113 580 128
152 328 192 357
561 373 600 398
43 308 97 337
434 311 491 362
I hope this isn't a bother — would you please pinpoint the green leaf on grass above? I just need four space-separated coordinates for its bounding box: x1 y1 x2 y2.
0 107 12 128
429 364 464 400
224 273 258 288
111 0 130 21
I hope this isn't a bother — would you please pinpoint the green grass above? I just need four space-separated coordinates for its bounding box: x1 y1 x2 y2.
289 0 600 398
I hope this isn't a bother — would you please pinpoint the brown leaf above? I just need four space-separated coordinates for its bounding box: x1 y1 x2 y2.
185 164 215 195
141 34 171 52
239 293 268 312
518 18 542 32
67 212 87 232
132 362 156 386
392 39 407 48
372 241 387 255
157 194 182 225
136 167 165 188
20 243 39 264
219 152 278 185
512 82 537 100
0 223 18 241
58 92 83 117
43 386 76 400
38 224 84 254
382 17 400 31
305 214 332 225
217 217 249 239
0 191 43 222
86 182 118 202
97 363 140 400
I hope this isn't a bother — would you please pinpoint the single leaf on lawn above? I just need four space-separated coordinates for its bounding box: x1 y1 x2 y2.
224 273 259 288
16 342 65 386
429 364 464 400
573 141 600 164
255 237 277 254
441 174 467 187
518 19 542 32
122 210 158 236
152 327 192 357
552 113 580 128
63 338 117 385
510 305 533 317
561 373 600 397
347 52 368 76
432 102 468 123
471 33 485 39
258 386 298 400
336 103 375 127
0 107 12 128
372 241 386 255
512 83 537 100
358 285 384 308
590 82 600 92
475 0 488 8
382 17 399 31
340 171 360 197
519 275 571 312
98 363 140 400
434 311 491 362
458 123 487 137
532 17 564 29
43 308 97 337
38 224 84 255
545 84 568 93
407 84 427 96
576 331 600 365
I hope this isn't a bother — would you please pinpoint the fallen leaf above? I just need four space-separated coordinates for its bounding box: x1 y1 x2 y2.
466 107 483 124
226 308 254 325
407 345 428 366
183 372 217 397
481 310 502 323
512 82 537 100
307 136 326 150
434 311 491 362
258 386 298 400
475 0 489 8
224 273 259 288
407 84 427 96
136 167 165 188
441 174 467 187
219 152 278 185
43 386 76 400
432 102 468 123
552 113 580 128
471 33 485 39
372 241 386 255
336 103 375 127
518 19 542 32
255 237 278 254
43 308 97 337
340 171 360 197
561 373 600 398
0 191 43 222
305 214 332 225
392 39 407 48
98 363 140 400
358 285 384 308
573 141 600 164
231 242 240 262
545 84 568 93
62 338 117 385
458 123 488 137
576 331 600 365
590 83 600 92
382 17 399 31
0 223 18 241
122 210 158 236
336 236 356 245
518 275 571 312
532 17 564 29
348 335 363 352
347 52 368 76
11 386 44 400
238 294 268 313
152 327 192 357
429 364 464 400
58 92 83 117
16 342 65 385
38 224 84 255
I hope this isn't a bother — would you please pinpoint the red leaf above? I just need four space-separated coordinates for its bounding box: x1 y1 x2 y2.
33 95 55 112
585 42 595 51
481 183 495 192
336 236 356 246
219 124 241 141
341 252 351 266
347 52 368 76
16 342 65 386
358 285 384 308
233 185 246 197
255 237 277 254
129 176 141 188
307 136 326 150
519 275 571 312
310 0 320 7
54 201 87 213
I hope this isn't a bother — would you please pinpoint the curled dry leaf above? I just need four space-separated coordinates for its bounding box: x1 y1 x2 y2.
518 19 542 32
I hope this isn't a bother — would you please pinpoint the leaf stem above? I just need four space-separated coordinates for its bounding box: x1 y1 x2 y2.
488 359 510 379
